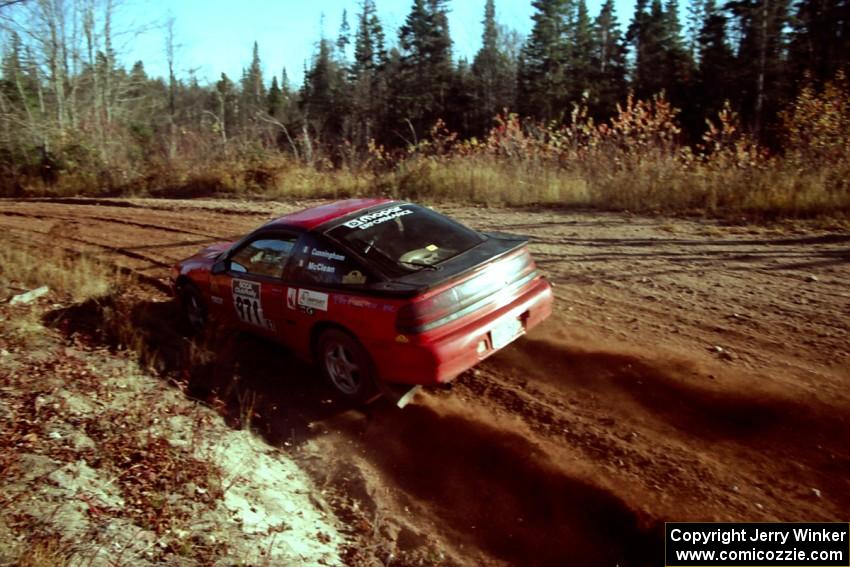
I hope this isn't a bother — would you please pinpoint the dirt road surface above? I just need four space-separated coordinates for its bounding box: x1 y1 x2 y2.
2 197 849 566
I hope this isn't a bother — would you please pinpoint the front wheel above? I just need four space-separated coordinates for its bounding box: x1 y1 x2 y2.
317 328 378 403
179 283 207 335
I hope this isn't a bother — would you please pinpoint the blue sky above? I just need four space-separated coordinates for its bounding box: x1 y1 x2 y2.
114 0 635 87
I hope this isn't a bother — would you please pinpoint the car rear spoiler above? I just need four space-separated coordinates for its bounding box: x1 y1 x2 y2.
364 232 530 297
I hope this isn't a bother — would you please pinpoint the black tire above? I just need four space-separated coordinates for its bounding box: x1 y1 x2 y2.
179 283 207 335
316 328 378 403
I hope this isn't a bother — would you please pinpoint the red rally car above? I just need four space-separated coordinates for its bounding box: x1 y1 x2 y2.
171 199 552 402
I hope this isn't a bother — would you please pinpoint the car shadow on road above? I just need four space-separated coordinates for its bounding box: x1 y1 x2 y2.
43 295 355 446
43 294 665 566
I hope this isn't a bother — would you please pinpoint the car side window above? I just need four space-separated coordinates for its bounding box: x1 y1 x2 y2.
289 235 372 286
229 237 296 279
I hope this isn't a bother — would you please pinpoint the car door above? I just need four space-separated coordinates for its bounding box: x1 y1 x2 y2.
279 233 384 358
211 232 298 338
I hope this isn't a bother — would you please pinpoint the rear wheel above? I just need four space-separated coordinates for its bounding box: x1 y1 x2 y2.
317 328 378 403
179 283 207 335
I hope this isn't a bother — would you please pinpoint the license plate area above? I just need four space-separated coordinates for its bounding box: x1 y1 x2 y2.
490 315 524 350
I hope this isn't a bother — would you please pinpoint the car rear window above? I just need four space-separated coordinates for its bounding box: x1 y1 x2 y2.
325 204 485 276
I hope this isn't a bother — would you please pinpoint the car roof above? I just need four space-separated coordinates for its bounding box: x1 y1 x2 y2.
264 198 396 231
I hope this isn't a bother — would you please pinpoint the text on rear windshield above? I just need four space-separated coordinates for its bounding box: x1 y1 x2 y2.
343 205 413 230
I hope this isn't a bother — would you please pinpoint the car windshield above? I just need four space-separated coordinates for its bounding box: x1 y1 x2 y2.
325 204 485 275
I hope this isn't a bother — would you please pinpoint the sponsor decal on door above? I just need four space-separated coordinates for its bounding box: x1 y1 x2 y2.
297 289 328 312
232 279 274 330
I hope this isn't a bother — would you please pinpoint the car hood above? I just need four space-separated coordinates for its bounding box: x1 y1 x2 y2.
182 241 232 266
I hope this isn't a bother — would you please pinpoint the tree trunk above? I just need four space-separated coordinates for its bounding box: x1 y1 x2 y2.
166 17 177 160
41 0 67 138
754 0 769 135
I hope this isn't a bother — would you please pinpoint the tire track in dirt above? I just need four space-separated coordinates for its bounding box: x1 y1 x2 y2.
0 200 267 241
463 330 850 521
0 201 257 277
14 196 279 216
549 281 847 398
0 209 220 238
0 215 175 271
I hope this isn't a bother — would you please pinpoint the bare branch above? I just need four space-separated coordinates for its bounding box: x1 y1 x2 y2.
0 0 30 10
255 111 301 160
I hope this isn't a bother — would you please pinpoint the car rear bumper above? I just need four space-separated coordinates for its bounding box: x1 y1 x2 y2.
372 276 553 385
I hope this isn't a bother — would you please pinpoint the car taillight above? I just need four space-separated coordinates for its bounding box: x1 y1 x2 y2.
396 288 459 332
396 249 537 334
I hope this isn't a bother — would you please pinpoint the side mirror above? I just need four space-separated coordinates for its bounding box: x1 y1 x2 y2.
211 260 227 275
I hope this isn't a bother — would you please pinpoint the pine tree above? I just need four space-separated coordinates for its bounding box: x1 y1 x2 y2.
685 0 708 59
281 67 290 92
125 60 152 126
261 68 299 151
628 0 694 105
570 0 596 103
337 9 351 58
301 37 348 150
0 31 39 151
518 0 573 120
393 0 454 138
241 41 265 110
447 57 475 134
302 38 335 123
788 0 850 86
350 0 387 147
1 32 29 106
471 0 515 133
695 0 735 119
627 0 651 93
725 0 791 134
352 0 386 79
267 75 282 117
214 72 237 143
593 0 628 117
661 0 695 107
629 0 669 97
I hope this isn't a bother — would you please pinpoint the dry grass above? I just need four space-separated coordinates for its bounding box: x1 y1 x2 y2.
0 239 120 304
8 147 850 219
15 535 73 567
583 154 850 216
386 155 592 206
0 236 128 348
